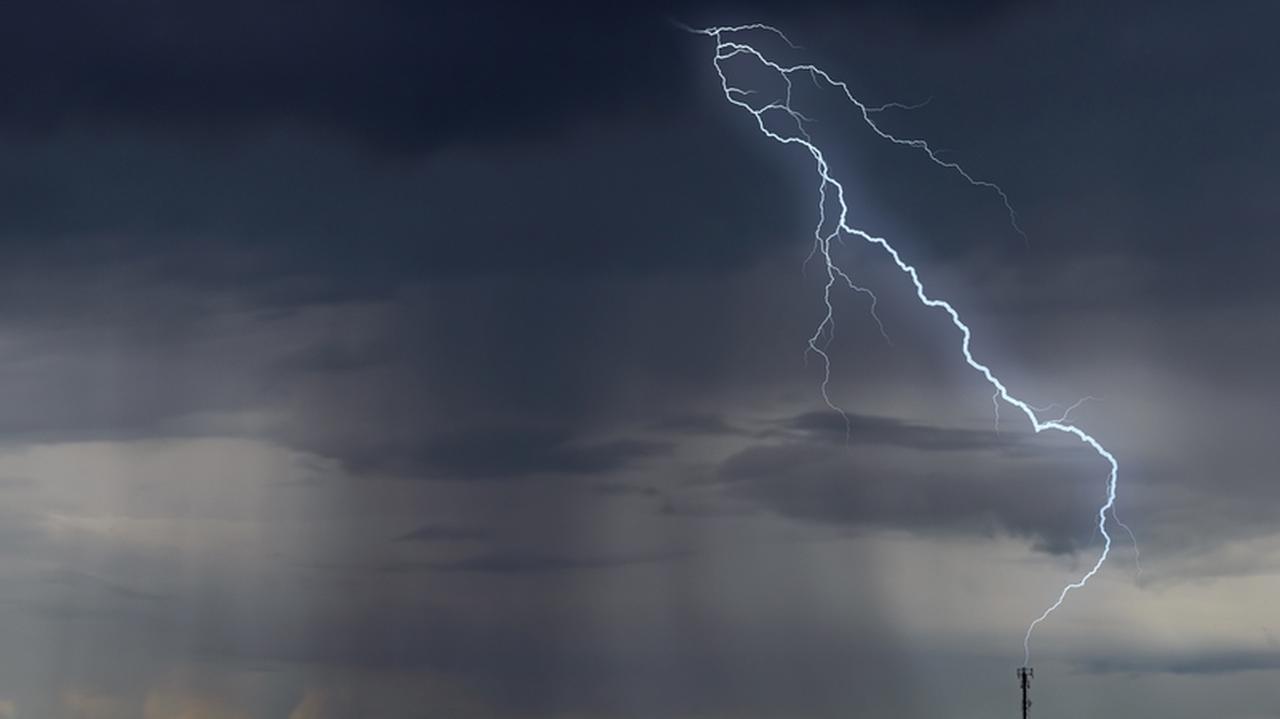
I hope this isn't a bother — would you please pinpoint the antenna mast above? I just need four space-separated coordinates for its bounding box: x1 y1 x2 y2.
1017 667 1034 719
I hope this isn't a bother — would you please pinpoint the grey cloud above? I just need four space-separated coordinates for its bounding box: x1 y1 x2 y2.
398 550 688 574
1079 651 1280 676
344 428 671 480
394 524 489 543
39 570 167 604
589 481 663 498
647 412 746 436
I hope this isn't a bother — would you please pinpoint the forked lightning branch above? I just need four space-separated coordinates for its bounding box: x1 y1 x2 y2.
685 23 1137 671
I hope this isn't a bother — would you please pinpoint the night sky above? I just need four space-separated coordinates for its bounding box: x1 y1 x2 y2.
1 1 1278 717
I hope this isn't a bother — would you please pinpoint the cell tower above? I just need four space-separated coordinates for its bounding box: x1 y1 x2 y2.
1017 667 1034 719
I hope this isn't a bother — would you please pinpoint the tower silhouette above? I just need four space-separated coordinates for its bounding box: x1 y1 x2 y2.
1017 667 1033 719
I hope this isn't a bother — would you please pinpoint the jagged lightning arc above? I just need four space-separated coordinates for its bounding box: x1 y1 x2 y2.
685 23 1132 665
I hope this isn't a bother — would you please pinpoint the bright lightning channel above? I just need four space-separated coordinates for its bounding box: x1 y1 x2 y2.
686 23 1133 665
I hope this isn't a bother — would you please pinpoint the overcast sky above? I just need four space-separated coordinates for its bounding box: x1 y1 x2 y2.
0 1 1278 717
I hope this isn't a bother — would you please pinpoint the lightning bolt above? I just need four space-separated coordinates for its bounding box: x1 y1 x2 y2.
686 23 1133 666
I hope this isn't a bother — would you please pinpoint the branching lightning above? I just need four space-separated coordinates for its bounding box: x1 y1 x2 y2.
687 23 1133 665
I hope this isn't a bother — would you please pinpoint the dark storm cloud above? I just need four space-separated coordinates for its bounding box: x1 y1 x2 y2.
0 0 1267 549
721 434 1107 554
5 0 1269 310
0 1 1020 148
783 409 1015 452
0 114 807 292
0 1 700 148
